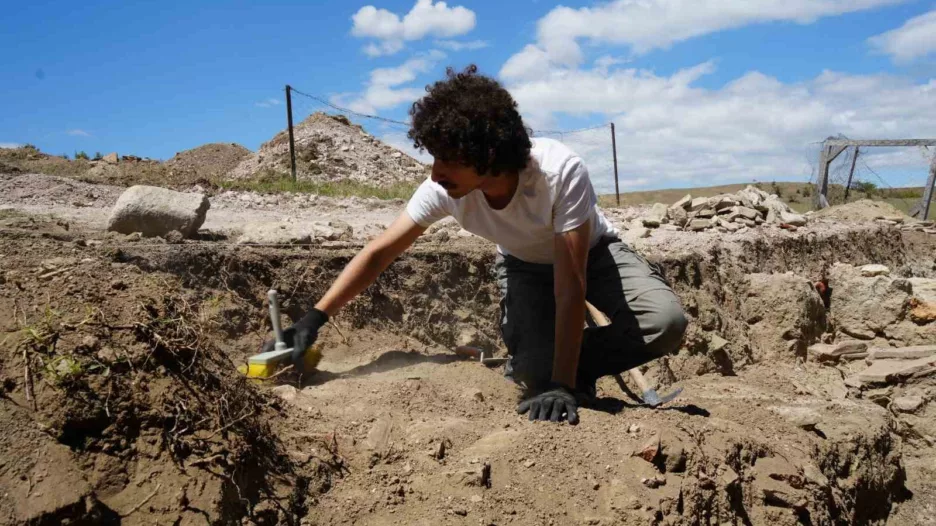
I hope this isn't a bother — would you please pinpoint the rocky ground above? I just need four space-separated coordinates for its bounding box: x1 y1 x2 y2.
1 170 936 525
228 112 429 185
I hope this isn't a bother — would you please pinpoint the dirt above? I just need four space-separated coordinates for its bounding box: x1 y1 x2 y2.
3 172 936 523
228 112 429 186
165 143 253 181
815 199 909 222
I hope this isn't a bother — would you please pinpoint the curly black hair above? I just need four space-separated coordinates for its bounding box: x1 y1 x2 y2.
408 65 531 177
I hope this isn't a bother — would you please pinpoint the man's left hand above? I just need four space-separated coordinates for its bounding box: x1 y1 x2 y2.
517 384 579 424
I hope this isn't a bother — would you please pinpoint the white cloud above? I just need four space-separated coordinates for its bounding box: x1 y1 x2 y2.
525 0 907 67
503 61 936 193
500 45 552 81
364 40 405 57
66 129 91 137
255 98 282 108
0 142 22 149
435 39 489 51
868 9 936 62
352 0 476 56
339 51 446 115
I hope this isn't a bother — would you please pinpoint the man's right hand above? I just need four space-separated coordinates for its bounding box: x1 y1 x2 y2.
263 308 329 373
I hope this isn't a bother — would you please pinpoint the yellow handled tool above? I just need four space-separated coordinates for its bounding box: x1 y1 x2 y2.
238 290 322 379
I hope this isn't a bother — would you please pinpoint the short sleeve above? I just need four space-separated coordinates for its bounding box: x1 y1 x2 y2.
553 158 597 233
406 178 453 228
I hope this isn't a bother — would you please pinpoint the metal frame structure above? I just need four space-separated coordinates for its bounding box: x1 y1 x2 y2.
815 138 936 219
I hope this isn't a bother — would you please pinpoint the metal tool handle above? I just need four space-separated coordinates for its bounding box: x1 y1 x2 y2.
268 289 287 352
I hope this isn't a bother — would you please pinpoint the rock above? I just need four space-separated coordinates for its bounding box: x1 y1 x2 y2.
689 218 711 231
103 152 118 164
634 435 660 463
237 222 314 245
672 194 692 210
827 263 918 343
667 206 688 227
769 406 821 430
107 185 209 238
272 385 298 402
743 273 826 361
718 465 739 487
860 264 890 277
164 230 185 244
642 203 668 228
523 460 536 468
909 277 936 304
696 208 716 219
780 211 807 227
366 418 395 453
909 298 936 324
464 388 484 402
456 326 484 348
689 197 709 211
641 475 666 488
728 206 760 221
624 227 650 243
802 463 829 488
858 356 936 384
661 439 687 473
807 341 869 363
316 220 353 241
892 396 924 413
708 195 739 211
708 334 729 353
867 345 936 361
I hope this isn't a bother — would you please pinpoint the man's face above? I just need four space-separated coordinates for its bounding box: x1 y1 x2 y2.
430 159 485 199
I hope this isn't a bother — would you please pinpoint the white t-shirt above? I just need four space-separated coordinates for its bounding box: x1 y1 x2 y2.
405 137 615 264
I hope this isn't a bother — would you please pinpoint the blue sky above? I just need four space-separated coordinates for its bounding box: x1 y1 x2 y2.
2 0 935 192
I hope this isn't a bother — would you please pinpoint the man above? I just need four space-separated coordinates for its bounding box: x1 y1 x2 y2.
265 65 687 425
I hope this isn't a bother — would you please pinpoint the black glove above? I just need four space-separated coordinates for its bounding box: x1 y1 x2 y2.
263 308 329 373
517 383 579 424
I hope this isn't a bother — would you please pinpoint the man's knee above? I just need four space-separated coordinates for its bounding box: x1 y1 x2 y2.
644 295 688 356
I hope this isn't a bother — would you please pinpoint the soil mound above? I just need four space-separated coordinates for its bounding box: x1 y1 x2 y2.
815 199 908 222
165 143 251 181
229 112 429 186
0 225 326 524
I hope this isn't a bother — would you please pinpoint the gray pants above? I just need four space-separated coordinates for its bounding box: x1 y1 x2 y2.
495 235 688 389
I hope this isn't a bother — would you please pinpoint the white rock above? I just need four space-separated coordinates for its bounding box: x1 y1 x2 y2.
642 203 668 228
689 197 709 211
272 385 298 402
672 194 692 210
892 396 924 413
107 185 209 238
237 222 315 245
780 211 807 227
860 264 890 277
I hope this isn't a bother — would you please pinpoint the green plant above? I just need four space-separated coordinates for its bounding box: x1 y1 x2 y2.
74 151 90 160
802 185 812 197
93 151 103 161
770 181 783 197
850 181 878 196
61 153 69 160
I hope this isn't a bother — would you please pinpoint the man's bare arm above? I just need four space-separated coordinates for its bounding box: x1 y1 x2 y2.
551 221 591 389
314 212 426 316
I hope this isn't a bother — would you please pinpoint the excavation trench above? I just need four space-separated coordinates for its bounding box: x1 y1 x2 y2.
1 221 931 524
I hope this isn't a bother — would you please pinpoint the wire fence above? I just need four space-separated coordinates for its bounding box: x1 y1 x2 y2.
287 85 622 199
808 137 935 217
